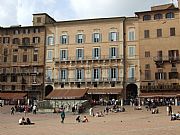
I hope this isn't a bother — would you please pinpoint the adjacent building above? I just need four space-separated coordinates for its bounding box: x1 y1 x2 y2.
136 2 180 100
0 25 46 103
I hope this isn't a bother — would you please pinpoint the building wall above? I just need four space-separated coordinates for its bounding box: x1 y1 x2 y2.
138 7 180 90
0 26 46 100
44 18 125 94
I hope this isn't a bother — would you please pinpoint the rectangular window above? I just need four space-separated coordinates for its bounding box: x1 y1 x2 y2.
145 70 151 80
47 36 54 45
13 55 17 62
157 29 162 37
155 72 167 80
47 50 53 60
93 33 100 43
111 68 117 79
144 30 149 38
33 54 38 62
34 28 40 33
76 48 84 60
169 72 178 79
93 48 100 59
61 69 67 80
128 29 135 41
4 57 7 62
168 50 179 61
77 34 83 43
4 48 8 55
128 66 135 78
23 29 30 34
145 51 150 57
11 75 17 82
23 55 27 62
3 37 10 44
94 68 99 79
61 35 68 44
46 69 52 80
76 69 82 80
110 32 117 41
170 27 175 36
110 47 117 58
33 37 40 44
14 30 20 35
60 50 67 60
157 50 163 61
128 46 135 57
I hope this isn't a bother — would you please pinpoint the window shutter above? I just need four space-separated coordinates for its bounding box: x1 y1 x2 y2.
82 69 84 80
116 67 118 79
58 70 61 81
75 69 77 81
116 47 119 58
98 68 101 80
109 33 111 42
52 37 54 45
66 50 68 60
92 48 95 59
100 33 102 42
116 32 119 41
98 48 101 59
108 68 111 80
82 49 84 59
65 69 68 81
109 48 112 58
92 68 94 81
60 50 62 60
46 36 49 45
76 49 78 60
67 36 69 44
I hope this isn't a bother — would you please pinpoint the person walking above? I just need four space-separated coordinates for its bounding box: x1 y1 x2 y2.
60 109 65 123
11 107 15 115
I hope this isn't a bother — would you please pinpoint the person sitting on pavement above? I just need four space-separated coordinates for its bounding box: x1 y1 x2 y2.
82 116 88 123
76 115 81 123
26 118 35 125
19 117 26 125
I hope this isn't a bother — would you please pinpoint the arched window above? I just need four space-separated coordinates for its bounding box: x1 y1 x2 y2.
154 14 163 20
22 37 30 45
12 38 20 44
143 15 151 21
166 12 174 19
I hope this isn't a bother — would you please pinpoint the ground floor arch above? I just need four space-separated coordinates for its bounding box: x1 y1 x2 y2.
126 83 138 99
45 85 53 97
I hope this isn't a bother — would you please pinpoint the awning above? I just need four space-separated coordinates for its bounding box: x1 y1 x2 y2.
87 88 123 94
45 89 87 100
0 93 27 100
139 92 180 98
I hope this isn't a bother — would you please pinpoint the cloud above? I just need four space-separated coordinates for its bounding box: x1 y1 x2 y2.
0 0 178 27
69 0 174 19
0 0 18 26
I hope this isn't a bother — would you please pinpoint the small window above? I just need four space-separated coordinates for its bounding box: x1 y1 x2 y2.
61 84 64 88
143 15 151 21
157 29 162 37
77 84 81 88
154 14 163 20
23 55 27 62
145 64 150 69
145 51 150 57
170 27 175 36
144 30 150 38
94 83 97 87
37 17 42 23
166 12 174 19
111 82 115 87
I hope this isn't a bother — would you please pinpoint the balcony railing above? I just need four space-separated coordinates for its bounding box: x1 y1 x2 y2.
153 56 180 62
140 84 180 91
46 77 123 83
54 55 123 63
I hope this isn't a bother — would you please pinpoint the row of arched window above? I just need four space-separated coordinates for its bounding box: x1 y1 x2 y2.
143 12 174 21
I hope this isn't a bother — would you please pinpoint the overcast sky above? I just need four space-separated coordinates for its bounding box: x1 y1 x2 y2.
0 0 178 27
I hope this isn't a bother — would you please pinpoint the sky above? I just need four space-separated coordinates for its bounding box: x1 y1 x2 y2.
0 0 178 27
